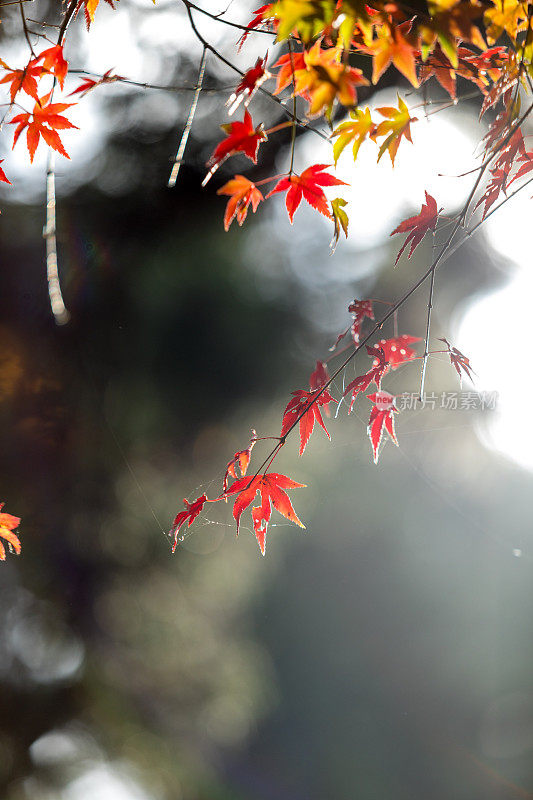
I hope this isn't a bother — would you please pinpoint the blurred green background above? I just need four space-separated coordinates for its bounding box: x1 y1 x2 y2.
1 2 533 798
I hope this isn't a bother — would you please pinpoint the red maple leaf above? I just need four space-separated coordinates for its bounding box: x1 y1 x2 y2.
418 44 491 100
0 58 43 103
238 4 275 50
69 69 122 97
267 164 347 223
493 128 526 173
217 174 264 230
309 361 330 417
343 346 389 412
10 94 77 162
367 391 398 464
329 298 373 352
309 360 333 417
0 160 11 185
281 386 336 455
0 502 21 561
373 334 421 368
226 57 269 115
34 45 69 89
348 298 374 344
474 127 526 219
170 494 208 551
309 360 329 391
439 337 475 384
474 167 507 219
203 110 267 185
223 430 256 493
391 192 439 263
224 472 305 555
509 150 533 186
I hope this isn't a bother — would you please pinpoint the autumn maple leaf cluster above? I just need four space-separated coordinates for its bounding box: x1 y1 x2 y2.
2 0 532 238
169 282 474 555
200 0 533 241
1 0 527 559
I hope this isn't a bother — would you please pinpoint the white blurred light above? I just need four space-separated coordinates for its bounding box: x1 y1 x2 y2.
296 90 477 249
458 177 533 471
62 764 156 800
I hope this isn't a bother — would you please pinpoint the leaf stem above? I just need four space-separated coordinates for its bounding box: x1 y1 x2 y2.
288 39 297 177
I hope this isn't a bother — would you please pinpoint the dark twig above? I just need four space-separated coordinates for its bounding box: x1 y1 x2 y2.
182 0 330 143
19 0 36 56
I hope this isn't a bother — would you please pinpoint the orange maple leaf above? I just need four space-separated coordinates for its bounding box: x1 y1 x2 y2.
294 41 369 118
217 175 264 230
271 50 307 94
0 58 43 103
369 22 419 88
10 94 77 162
34 45 69 89
0 503 21 561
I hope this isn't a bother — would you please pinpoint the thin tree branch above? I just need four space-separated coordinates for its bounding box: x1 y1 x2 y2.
168 46 206 187
183 0 281 37
417 99 533 395
418 260 435 399
68 68 231 93
287 39 297 177
242 109 533 483
38 0 80 325
181 0 330 143
19 0 36 57
57 0 79 45
43 151 69 325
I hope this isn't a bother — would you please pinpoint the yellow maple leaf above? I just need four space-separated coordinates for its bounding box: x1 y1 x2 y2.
86 0 100 22
272 0 336 42
330 197 349 252
484 0 528 45
372 95 418 165
336 0 374 48
331 106 375 164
